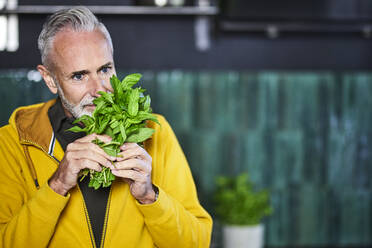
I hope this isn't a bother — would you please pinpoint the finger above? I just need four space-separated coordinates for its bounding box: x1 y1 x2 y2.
117 145 152 162
67 142 116 161
117 151 151 163
120 142 138 151
114 159 150 172
78 159 102 172
111 169 143 182
77 133 113 143
69 150 114 169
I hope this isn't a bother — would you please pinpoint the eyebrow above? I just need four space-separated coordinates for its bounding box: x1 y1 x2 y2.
70 69 89 78
68 62 113 79
97 62 113 73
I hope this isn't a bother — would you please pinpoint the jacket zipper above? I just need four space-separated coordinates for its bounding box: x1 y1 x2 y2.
21 140 59 188
21 139 97 248
100 187 113 248
77 185 97 248
21 140 57 162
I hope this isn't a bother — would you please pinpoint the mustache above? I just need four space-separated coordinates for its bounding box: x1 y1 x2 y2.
80 95 96 107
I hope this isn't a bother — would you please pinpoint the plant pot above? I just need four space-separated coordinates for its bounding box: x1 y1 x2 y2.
222 224 264 248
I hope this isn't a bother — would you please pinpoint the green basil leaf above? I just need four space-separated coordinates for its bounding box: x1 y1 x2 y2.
126 128 155 143
128 88 139 116
143 95 151 111
98 91 114 104
97 117 109 134
119 123 127 142
66 126 86 133
102 144 119 157
123 73 142 89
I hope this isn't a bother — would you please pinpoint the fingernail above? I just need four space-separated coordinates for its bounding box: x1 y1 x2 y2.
107 161 113 169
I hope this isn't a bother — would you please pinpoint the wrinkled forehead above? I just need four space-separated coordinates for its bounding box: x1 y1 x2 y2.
50 29 113 75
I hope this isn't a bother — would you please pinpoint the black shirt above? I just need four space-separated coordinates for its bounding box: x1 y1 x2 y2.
48 98 110 248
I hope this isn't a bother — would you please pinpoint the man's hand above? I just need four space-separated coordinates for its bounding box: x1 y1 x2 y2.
49 134 116 196
110 143 156 204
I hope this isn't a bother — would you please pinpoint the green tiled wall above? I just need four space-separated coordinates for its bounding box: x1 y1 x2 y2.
1 70 371 247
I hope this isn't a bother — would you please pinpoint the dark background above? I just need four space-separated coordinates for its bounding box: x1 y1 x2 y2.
1 0 372 70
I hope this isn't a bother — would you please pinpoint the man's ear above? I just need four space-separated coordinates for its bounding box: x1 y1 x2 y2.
37 65 58 94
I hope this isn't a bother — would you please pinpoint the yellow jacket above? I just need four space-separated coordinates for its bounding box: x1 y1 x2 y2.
0 99 212 248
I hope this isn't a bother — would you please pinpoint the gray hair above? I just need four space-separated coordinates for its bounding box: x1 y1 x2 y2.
38 6 113 69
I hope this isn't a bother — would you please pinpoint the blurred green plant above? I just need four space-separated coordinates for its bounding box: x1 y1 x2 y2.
214 173 273 225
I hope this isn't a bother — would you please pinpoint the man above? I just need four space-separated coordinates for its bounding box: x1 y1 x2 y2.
0 6 212 248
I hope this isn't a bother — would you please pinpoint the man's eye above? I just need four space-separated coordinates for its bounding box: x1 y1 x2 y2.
72 74 84 81
101 66 111 74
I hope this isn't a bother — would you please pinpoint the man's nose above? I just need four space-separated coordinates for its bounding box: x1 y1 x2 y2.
91 77 109 97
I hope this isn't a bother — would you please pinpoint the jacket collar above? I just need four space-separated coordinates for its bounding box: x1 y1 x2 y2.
11 99 57 153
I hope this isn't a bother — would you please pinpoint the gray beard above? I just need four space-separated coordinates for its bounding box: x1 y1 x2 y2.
56 83 95 119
